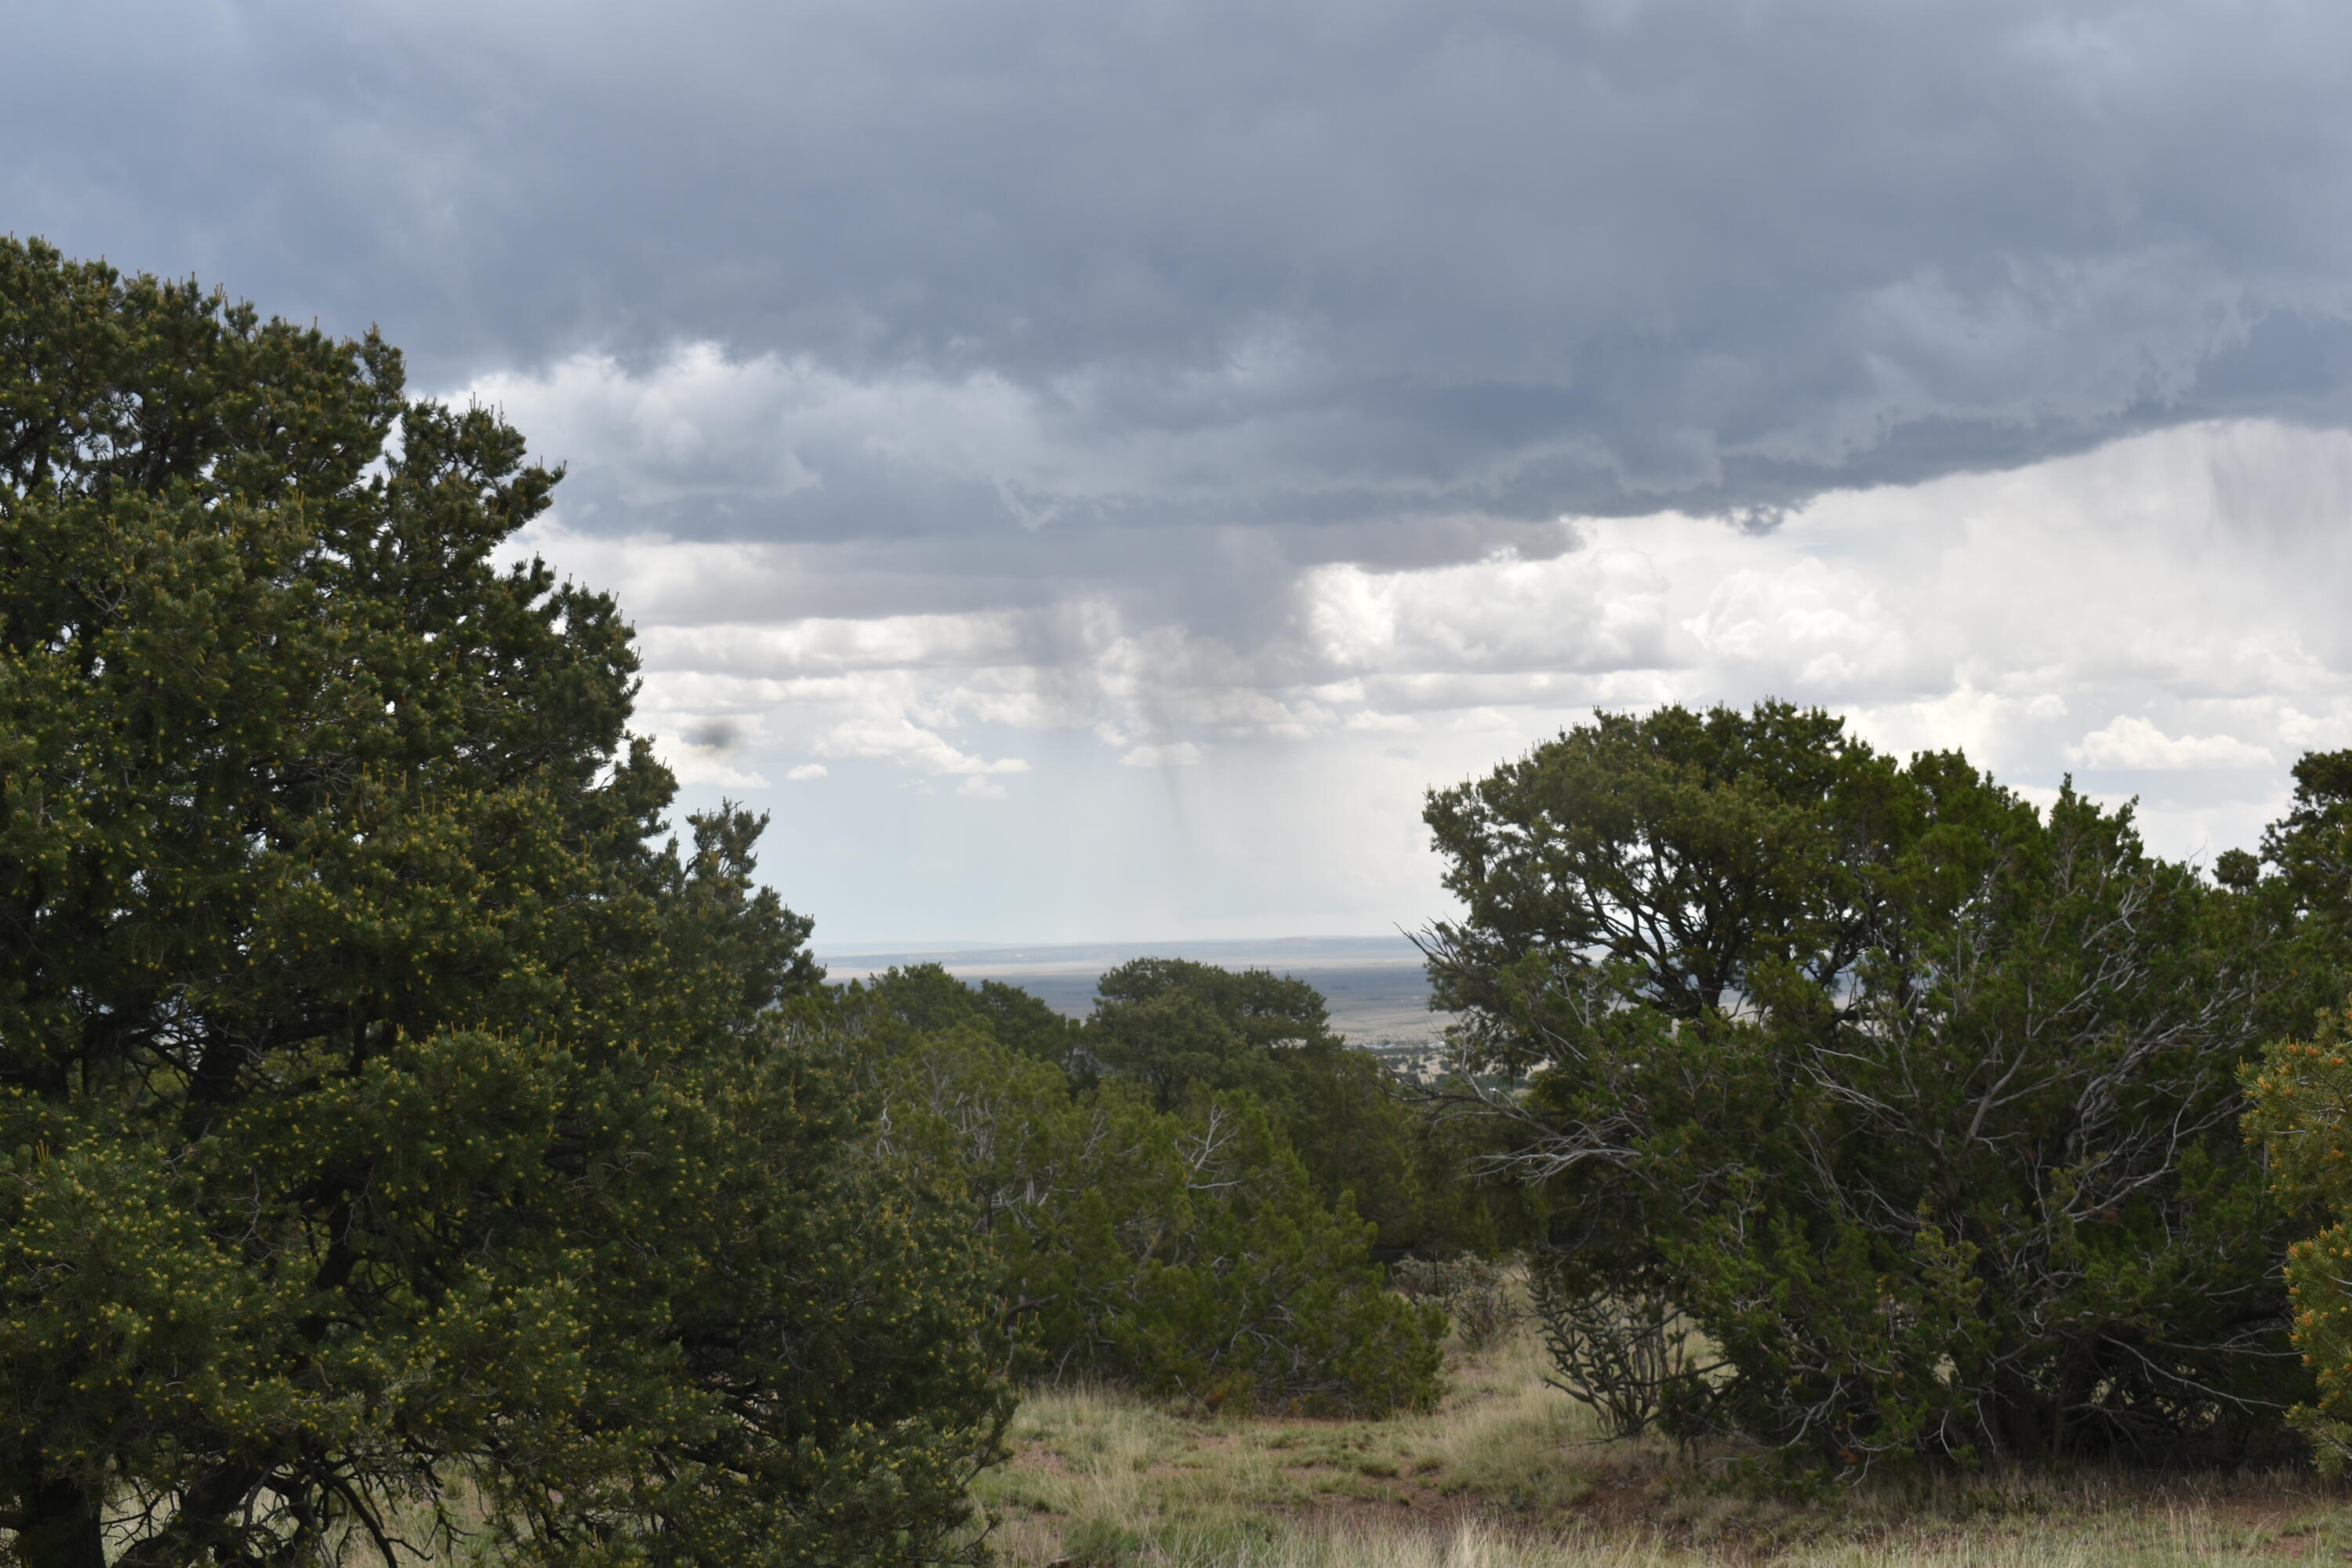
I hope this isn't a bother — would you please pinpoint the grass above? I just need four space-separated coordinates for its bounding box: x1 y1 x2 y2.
973 1312 2352 1566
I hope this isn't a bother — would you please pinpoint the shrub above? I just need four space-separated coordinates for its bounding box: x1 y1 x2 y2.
1392 1254 1518 1352
2245 1007 2352 1470
848 982 1446 1414
1527 1264 1718 1441
1083 957 1476 1254
2238 750 2352 1472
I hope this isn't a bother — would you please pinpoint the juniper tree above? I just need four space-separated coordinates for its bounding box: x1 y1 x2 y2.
1423 702 2299 1466
0 238 1005 1566
844 971 1446 1414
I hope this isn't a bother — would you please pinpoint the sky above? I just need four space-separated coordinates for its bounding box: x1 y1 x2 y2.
12 1 2352 943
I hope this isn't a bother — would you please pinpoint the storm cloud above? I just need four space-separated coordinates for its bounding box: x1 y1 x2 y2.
18 0 2352 529
13 1 2352 937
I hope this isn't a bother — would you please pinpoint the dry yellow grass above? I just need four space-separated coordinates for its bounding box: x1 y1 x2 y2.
972 1312 2352 1566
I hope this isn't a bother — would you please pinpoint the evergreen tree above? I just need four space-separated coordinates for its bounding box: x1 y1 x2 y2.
1084 957 1494 1254
0 239 1005 1566
844 976 1443 1414
1425 702 2298 1466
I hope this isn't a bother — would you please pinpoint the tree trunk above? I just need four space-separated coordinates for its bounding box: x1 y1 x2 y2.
16 1470 105 1568
113 1464 264 1568
1993 1363 2053 1461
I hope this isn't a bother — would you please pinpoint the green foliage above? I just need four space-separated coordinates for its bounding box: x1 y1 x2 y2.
2262 750 2352 937
1526 1264 1715 1442
863 960 1088 1077
1083 957 1499 1256
1424 701 2298 1468
2238 749 2352 1475
2234 751 2352 1036
1087 958 1328 1112
845 975 1445 1415
0 238 1006 1566
2245 1011 2352 1472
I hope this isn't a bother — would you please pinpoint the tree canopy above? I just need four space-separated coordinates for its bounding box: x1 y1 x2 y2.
2232 748 2352 1472
848 964 1446 1414
0 238 1005 1566
1080 956 1508 1257
1425 702 2300 1466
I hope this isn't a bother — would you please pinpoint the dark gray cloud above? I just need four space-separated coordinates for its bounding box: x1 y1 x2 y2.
23 1 2352 942
13 0 2352 539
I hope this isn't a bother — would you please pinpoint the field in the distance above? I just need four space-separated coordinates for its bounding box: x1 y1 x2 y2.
817 935 1454 1050
972 1313 2351 1566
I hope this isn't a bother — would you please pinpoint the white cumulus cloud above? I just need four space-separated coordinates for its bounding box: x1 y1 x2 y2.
2067 716 2274 771
814 718 1029 779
